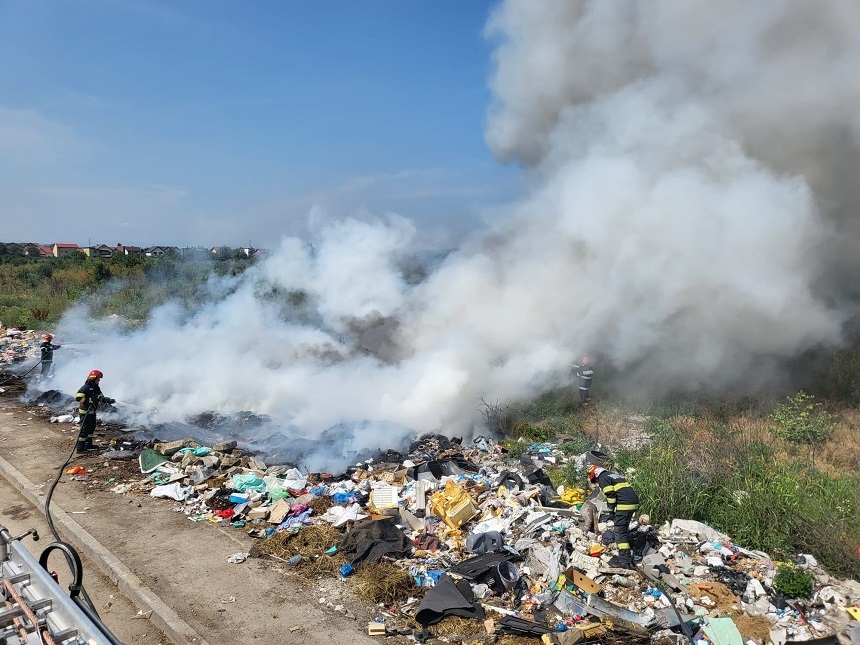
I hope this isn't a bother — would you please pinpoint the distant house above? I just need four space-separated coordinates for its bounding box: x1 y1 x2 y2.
144 246 172 257
37 245 54 258
114 243 142 256
81 244 114 258
52 243 79 257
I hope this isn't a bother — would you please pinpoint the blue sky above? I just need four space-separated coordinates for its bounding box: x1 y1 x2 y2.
0 0 520 248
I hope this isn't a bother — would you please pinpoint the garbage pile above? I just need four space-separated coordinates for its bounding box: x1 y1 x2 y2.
96 432 859 644
0 328 39 365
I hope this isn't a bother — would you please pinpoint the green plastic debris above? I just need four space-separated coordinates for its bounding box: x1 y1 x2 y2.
269 488 291 502
139 448 168 474
702 617 743 645
177 446 211 457
325 546 338 555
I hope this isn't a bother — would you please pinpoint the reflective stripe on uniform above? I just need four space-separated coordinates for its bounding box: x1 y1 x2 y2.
616 503 639 511
614 482 631 490
617 542 631 550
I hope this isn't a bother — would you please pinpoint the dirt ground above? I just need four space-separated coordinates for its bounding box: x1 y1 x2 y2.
0 392 382 644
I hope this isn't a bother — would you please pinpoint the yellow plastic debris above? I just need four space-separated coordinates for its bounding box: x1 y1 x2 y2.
559 487 585 505
846 606 860 621
430 480 479 529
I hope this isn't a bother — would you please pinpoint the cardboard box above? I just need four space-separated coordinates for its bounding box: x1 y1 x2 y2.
247 506 270 520
267 499 292 524
563 568 601 594
367 622 386 636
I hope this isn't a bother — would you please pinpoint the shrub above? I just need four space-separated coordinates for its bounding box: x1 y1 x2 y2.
773 564 813 599
559 460 586 488
769 391 836 464
511 420 551 443
500 440 526 461
559 434 592 456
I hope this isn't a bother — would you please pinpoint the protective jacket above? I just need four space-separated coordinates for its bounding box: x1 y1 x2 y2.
595 469 639 512
574 363 594 390
76 380 105 415
40 341 60 362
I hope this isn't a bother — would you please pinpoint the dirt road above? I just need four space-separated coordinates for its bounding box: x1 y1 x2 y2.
0 393 379 644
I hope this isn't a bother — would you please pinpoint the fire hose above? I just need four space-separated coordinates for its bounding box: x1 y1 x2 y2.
37 414 124 644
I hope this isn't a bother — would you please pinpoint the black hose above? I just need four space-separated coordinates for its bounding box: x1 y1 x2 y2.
73 595 125 645
40 419 124 643
0 360 42 385
38 542 83 597
43 427 78 546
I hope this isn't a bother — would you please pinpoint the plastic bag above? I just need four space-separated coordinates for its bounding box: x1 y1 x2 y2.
268 488 290 502
232 473 266 493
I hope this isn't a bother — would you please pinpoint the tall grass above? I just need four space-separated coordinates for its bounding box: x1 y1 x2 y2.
626 415 860 578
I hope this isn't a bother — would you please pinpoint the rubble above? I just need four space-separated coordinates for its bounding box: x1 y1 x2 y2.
64 426 857 644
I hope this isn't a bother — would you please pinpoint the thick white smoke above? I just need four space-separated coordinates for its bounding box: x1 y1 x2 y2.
50 0 859 468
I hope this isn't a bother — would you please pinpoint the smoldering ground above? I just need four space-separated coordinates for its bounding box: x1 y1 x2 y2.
45 0 860 470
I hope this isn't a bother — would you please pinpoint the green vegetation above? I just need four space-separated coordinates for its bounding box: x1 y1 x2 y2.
773 564 814 599
0 250 257 329
769 391 837 464
492 378 860 578
500 439 527 461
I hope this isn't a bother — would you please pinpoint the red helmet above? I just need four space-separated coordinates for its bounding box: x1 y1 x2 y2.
87 370 103 380
581 356 590 363
43 334 53 340
587 465 599 482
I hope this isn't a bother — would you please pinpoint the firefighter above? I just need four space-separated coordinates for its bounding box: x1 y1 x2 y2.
74 370 114 454
39 334 61 378
573 356 595 404
588 464 639 569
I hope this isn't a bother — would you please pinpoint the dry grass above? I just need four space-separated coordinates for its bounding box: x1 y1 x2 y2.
429 616 486 638
253 523 346 576
349 563 414 605
686 581 739 615
308 495 333 515
817 409 860 473
607 406 860 477
732 612 773 644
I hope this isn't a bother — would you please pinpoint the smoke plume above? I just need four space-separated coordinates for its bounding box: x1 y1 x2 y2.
51 0 860 469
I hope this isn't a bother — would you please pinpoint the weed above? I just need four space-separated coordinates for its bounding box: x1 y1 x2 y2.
511 419 552 443
500 440 526 461
559 434 592 456
769 391 837 465
773 564 813 599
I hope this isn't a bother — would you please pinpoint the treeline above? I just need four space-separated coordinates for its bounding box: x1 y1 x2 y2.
0 250 257 329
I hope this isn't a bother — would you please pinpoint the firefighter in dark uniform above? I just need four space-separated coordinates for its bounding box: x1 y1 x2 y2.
74 370 114 453
39 333 61 377
573 356 595 404
589 464 640 569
